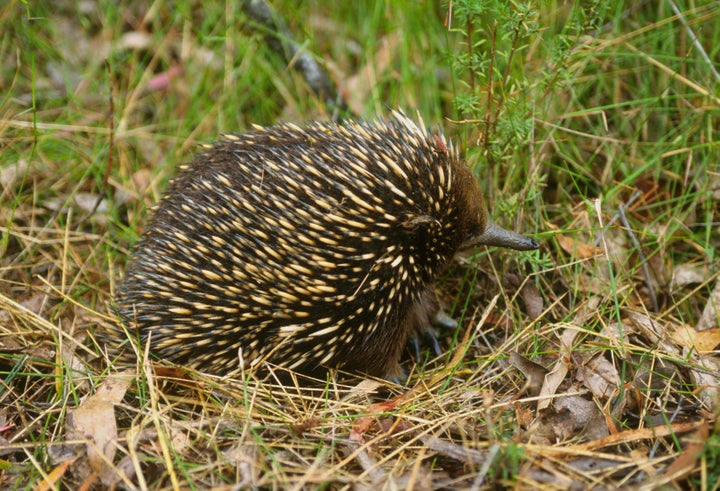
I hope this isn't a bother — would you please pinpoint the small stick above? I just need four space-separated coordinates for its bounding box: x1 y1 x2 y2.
241 0 349 119
617 203 659 312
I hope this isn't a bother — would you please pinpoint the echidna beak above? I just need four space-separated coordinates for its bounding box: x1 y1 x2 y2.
465 221 540 251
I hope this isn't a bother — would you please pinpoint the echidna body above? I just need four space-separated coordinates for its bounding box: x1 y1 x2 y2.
113 112 538 378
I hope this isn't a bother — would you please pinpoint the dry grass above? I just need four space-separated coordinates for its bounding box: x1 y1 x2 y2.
1 0 719 489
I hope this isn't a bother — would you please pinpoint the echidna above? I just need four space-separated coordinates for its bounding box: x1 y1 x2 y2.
111 112 539 378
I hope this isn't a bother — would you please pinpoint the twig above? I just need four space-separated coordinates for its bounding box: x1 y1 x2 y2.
342 441 388 484
470 443 500 490
602 190 643 230
242 0 348 119
667 0 720 85
617 203 659 312
420 435 487 466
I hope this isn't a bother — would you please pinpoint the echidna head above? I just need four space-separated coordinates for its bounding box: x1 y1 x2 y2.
452 163 539 252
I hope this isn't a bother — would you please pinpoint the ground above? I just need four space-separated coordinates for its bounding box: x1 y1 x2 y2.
1 1 719 489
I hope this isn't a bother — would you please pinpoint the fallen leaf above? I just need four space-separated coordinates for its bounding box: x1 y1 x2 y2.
350 395 403 442
520 280 544 320
669 263 707 291
509 352 548 397
663 418 709 482
537 327 579 411
670 326 720 353
697 276 720 331
32 455 79 491
556 234 601 259
289 417 322 435
65 371 132 487
537 358 568 411
507 273 544 320
576 352 619 399
555 395 608 441
0 160 31 189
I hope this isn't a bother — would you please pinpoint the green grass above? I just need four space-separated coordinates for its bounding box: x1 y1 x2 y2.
1 0 719 489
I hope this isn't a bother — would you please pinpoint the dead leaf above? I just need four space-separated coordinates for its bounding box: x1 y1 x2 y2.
555 395 609 441
537 326 580 411
663 418 709 482
346 379 385 399
697 276 720 331
537 358 568 411
507 273 544 320
65 371 132 487
688 354 720 409
556 234 601 259
32 455 79 491
531 405 577 442
0 160 31 189
509 352 548 397
670 326 720 353
153 365 194 380
621 311 678 355
289 417 322 435
350 395 403 442
669 263 707 291
575 353 619 399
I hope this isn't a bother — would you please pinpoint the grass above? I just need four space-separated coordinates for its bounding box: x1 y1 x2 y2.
1 0 719 489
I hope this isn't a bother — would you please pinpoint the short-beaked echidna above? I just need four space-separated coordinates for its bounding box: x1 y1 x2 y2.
112 112 539 378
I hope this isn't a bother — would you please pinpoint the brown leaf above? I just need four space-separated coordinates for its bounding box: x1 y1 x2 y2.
537 328 580 411
507 273 544 320
289 417 321 435
509 352 548 397
530 396 609 444
697 277 720 331
671 326 720 353
669 263 707 291
575 353 619 399
520 280 544 320
350 395 404 442
32 455 79 491
555 395 608 441
65 371 132 486
153 365 194 380
377 417 413 435
556 234 601 259
663 419 709 481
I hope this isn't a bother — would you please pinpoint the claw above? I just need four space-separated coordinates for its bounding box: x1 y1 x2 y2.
411 334 422 362
423 328 443 357
403 288 459 371
433 309 458 330
384 363 407 384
